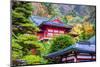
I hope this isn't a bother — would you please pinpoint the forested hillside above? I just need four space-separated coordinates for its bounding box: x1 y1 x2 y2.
32 2 96 23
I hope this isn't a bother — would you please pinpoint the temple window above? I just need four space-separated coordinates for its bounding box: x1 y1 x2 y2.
47 33 53 37
48 29 53 32
54 30 58 33
59 30 64 34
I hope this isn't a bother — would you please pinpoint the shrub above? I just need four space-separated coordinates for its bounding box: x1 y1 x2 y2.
51 35 75 52
22 55 47 65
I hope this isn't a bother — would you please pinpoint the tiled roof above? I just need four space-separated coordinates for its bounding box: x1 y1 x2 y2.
88 36 96 44
30 16 72 28
42 21 72 28
30 16 49 26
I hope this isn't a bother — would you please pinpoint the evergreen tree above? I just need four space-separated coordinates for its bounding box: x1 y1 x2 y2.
11 1 45 65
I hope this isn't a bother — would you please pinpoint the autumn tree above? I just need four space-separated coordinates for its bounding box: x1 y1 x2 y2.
81 21 95 40
69 18 95 41
69 23 83 41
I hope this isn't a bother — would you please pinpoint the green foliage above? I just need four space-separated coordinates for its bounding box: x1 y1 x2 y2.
18 34 38 42
51 5 61 16
39 41 52 56
17 34 38 48
12 36 23 60
22 55 42 64
16 34 47 56
22 55 48 65
42 3 61 16
79 30 94 41
51 35 75 52
68 16 84 25
61 16 68 24
12 50 23 60
12 2 42 65
12 37 22 49
12 1 39 34
42 3 53 15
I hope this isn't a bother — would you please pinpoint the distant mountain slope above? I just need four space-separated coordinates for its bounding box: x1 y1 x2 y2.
32 2 96 23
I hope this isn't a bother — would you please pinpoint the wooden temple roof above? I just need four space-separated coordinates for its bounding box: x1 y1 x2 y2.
30 16 72 28
30 16 48 26
42 21 72 28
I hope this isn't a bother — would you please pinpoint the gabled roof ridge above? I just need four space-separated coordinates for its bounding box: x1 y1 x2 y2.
30 15 72 28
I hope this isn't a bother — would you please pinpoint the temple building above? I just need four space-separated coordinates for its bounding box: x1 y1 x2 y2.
30 16 72 41
45 36 96 63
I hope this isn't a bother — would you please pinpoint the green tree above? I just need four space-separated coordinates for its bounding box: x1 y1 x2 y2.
12 1 39 34
42 3 53 15
61 16 68 24
12 36 23 60
11 1 45 65
50 35 75 53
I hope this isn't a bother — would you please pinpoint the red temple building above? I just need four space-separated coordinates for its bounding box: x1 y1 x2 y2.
30 16 72 41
